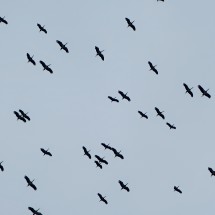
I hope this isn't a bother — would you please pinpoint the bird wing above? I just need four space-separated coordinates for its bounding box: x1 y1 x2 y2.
31 183 37 190
24 176 30 183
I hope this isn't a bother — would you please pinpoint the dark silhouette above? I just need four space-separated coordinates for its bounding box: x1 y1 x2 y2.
82 146 91 159
39 61 53 74
40 148 52 156
19 109 30 121
95 46 104 61
166 123 176 130
198 85 211 98
24 175 37 190
14 111 26 122
37 23 47 34
183 83 193 97
125 18 136 31
138 111 148 119
208 167 215 176
174 186 182 194
95 160 102 169
0 16 8 25
27 53 36 66
56 40 69 53
95 155 108 165
157 0 164 1
148 61 158 75
101 143 112 150
118 180 129 192
28 207 41 215
118 90 130 101
111 148 124 159
0 161 4 171
155 107 165 119
97 193 108 204
108 96 119 103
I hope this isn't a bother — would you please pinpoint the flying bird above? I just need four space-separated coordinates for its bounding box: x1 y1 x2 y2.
95 160 102 169
40 148 52 156
0 161 4 171
95 46 104 61
125 18 136 31
138 111 148 119
166 123 176 129
56 40 69 53
118 180 130 192
27 53 36 66
183 83 193 97
208 167 215 176
97 193 108 204
101 143 112 150
198 85 211 98
95 155 108 165
37 23 47 34
19 109 30 121
24 175 37 190
14 111 26 122
148 61 158 75
82 146 91 159
108 96 119 103
111 148 124 159
157 0 164 1
174 186 182 194
155 107 165 119
28 207 40 215
39 61 53 74
118 91 130 101
0 16 8 25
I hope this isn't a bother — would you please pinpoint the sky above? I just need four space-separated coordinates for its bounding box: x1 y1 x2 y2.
0 0 215 214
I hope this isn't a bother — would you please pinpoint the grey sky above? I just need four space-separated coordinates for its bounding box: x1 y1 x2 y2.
0 0 215 214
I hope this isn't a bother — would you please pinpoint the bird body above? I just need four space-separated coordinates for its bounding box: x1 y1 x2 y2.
111 148 124 159
40 148 52 156
166 122 176 129
95 155 108 165
138 111 148 119
125 18 136 31
174 186 182 194
148 61 158 74
24 175 37 190
118 90 130 101
95 46 104 61
39 61 53 74
118 180 130 192
108 96 119 103
37 23 47 33
183 83 193 97
155 107 165 119
98 193 108 204
56 40 69 53
198 85 211 98
82 146 91 159
0 16 8 24
14 111 26 122
27 53 36 65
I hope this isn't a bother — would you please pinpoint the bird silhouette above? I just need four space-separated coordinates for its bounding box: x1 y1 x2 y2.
24 175 37 190
27 53 36 66
118 180 130 192
97 193 108 204
56 40 69 53
82 146 91 159
138 111 148 119
37 23 47 33
198 85 211 98
40 148 52 156
125 18 136 31
148 61 158 75
183 83 193 97
95 46 104 61
174 186 182 194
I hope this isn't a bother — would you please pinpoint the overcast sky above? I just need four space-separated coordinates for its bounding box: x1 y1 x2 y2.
0 0 215 214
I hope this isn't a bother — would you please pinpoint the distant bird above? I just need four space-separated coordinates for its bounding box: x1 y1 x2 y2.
14 111 26 122
125 18 136 31
101 143 112 150
24 175 37 190
37 23 47 34
183 83 193 97
40 148 52 156
0 161 4 171
0 16 8 25
95 160 102 169
27 53 36 66
97 193 108 204
111 148 124 159
118 180 130 192
198 85 211 98
108 96 119 103
39 61 53 74
174 186 182 194
208 167 215 177
19 109 30 121
95 155 108 165
148 61 158 75
82 146 91 159
56 40 69 53
157 0 164 1
155 107 165 119
28 207 40 215
118 90 131 101
138 111 148 119
95 46 104 61
166 123 176 129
